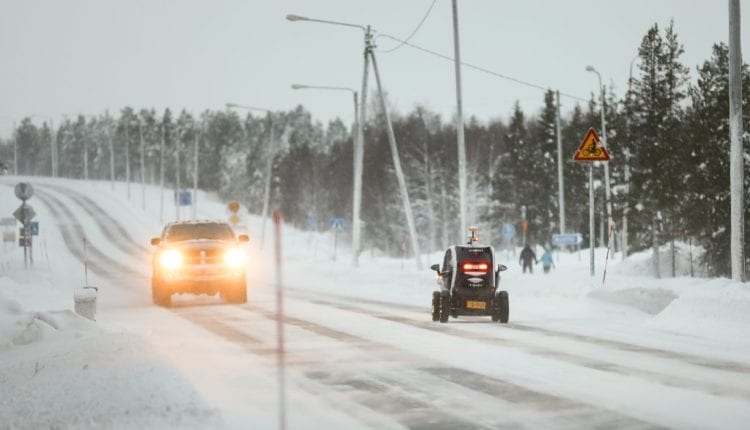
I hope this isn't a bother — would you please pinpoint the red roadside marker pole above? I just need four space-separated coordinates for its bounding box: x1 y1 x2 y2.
273 209 287 430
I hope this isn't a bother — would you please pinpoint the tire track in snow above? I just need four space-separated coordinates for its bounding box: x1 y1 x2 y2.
175 307 499 430
37 184 150 256
34 188 143 279
286 288 750 375
227 303 662 430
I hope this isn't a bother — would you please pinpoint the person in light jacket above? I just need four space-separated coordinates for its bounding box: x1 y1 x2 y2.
539 247 555 274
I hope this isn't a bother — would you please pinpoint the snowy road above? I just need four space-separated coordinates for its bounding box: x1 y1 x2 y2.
3 179 750 429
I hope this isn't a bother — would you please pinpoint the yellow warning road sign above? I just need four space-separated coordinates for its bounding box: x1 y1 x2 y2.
573 128 610 162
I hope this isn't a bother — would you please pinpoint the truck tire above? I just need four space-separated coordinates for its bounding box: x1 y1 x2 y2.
151 279 172 307
431 291 440 321
224 277 248 304
439 292 450 323
497 290 509 323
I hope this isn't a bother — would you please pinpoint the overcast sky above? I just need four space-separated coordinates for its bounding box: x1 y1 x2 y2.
0 0 746 137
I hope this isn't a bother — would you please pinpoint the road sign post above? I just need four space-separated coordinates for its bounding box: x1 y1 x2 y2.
14 184 36 269
272 209 287 430
572 128 611 277
329 218 346 261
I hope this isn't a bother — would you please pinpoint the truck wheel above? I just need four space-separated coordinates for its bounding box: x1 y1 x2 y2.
439 292 450 323
431 291 440 321
225 277 248 304
151 279 172 307
497 290 509 323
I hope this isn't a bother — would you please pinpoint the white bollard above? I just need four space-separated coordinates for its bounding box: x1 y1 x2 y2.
74 286 98 321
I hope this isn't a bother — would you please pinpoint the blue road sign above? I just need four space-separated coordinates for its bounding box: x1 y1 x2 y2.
552 233 583 246
501 223 516 239
25 221 39 236
179 191 192 206
329 218 346 233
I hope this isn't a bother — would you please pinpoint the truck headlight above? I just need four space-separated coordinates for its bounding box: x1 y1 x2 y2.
224 248 246 268
159 250 182 270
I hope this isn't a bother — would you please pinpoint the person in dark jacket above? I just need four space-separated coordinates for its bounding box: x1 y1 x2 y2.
519 244 537 273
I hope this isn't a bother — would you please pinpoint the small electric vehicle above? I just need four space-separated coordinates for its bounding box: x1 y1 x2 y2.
150 220 249 307
431 227 509 323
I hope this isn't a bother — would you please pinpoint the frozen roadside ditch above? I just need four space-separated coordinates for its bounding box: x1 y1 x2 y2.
0 278 222 430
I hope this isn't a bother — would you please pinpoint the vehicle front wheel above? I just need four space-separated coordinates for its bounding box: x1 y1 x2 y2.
151 279 172 307
439 292 450 323
224 277 248 304
431 291 440 321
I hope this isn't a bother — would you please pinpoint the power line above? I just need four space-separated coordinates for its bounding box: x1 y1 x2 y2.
380 0 437 53
376 33 589 103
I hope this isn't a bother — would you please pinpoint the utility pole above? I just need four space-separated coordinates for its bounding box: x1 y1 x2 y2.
159 123 165 224
192 125 199 220
370 50 422 269
555 90 565 235
139 119 146 210
729 0 745 281
125 119 131 200
13 121 17 175
260 113 276 249
589 165 595 276
83 117 89 181
452 0 468 241
175 122 181 221
623 56 638 261
352 27 371 268
109 115 115 191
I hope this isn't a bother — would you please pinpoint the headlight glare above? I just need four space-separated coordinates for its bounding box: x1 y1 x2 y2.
224 248 246 268
159 250 182 270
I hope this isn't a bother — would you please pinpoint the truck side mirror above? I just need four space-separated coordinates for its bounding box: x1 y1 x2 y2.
430 264 440 273
150 238 160 246
497 264 507 272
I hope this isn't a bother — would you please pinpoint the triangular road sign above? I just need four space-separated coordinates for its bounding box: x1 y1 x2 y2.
573 128 610 162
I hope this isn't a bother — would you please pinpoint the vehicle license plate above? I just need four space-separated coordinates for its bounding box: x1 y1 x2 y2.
466 300 486 310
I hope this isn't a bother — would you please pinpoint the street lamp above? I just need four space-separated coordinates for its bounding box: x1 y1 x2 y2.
287 14 368 268
225 102 276 249
288 12 422 269
586 65 614 249
291 83 362 265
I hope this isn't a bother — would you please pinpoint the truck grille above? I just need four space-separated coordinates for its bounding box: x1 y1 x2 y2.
183 248 222 265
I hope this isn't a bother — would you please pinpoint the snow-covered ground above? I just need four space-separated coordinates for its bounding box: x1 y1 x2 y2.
1 176 749 429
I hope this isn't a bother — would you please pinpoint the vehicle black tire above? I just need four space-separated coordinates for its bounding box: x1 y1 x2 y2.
439 292 450 323
497 290 509 323
431 291 440 321
225 277 248 304
151 279 172 307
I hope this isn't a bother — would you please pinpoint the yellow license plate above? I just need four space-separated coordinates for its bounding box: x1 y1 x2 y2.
466 300 486 310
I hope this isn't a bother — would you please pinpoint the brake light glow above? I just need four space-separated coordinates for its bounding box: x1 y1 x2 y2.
462 262 489 272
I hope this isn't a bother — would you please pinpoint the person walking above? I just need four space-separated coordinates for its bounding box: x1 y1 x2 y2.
539 247 555 274
519 244 537 274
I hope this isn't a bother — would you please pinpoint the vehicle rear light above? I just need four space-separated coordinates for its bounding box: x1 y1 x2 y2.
462 262 488 273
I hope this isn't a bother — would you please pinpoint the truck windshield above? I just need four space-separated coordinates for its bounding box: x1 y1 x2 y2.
166 223 234 242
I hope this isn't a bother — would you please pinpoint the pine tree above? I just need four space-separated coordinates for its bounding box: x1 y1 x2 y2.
684 43 750 275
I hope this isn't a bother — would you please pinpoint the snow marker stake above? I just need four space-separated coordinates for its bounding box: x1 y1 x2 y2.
273 209 287 430
602 224 614 285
